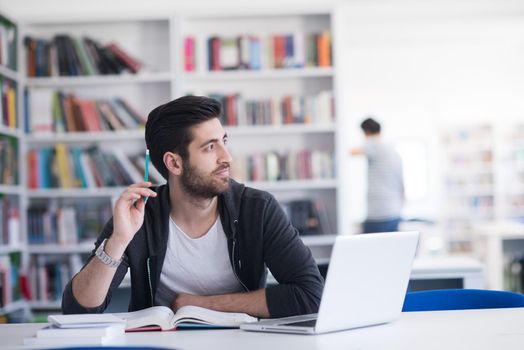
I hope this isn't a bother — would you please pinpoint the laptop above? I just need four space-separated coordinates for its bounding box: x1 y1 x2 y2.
241 231 419 335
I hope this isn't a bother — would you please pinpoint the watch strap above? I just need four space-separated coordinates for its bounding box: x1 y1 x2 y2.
95 238 121 268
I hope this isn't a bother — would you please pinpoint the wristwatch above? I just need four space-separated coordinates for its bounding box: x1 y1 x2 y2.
95 238 122 268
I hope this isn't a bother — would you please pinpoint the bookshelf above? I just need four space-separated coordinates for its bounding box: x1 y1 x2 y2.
19 16 173 310
0 11 26 317
440 124 496 253
441 123 524 292
178 11 338 234
10 9 341 311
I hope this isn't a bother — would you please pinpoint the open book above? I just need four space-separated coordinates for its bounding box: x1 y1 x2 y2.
114 305 258 331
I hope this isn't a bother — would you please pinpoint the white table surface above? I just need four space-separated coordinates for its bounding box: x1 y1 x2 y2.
1 308 523 350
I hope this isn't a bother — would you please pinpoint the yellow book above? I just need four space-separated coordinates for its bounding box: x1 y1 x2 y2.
7 84 17 128
54 144 75 188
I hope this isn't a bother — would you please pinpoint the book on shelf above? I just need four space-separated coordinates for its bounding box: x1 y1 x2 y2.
0 15 17 71
281 199 332 236
206 90 335 127
27 90 145 134
24 34 143 77
0 194 20 245
28 254 84 303
27 199 111 245
231 149 335 183
0 135 18 185
1 76 17 129
27 145 162 189
0 252 22 307
184 36 196 72
201 31 331 72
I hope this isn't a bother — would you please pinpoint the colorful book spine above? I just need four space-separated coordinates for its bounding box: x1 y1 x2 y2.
27 146 163 190
200 32 331 71
0 135 18 185
24 35 143 77
28 90 146 133
0 77 17 129
205 91 334 127
231 149 335 183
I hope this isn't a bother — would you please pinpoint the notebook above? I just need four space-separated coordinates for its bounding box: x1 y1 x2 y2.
241 231 419 334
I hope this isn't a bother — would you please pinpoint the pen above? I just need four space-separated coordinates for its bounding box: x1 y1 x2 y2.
144 149 150 202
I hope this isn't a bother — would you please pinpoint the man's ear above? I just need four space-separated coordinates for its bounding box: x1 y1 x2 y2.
164 152 183 176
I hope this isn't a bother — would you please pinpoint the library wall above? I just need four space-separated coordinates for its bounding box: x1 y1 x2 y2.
336 1 524 227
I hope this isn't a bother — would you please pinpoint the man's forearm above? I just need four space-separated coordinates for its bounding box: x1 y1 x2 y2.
72 235 127 308
174 289 270 318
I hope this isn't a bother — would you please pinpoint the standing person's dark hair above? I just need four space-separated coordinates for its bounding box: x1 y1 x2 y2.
145 95 222 180
360 118 381 135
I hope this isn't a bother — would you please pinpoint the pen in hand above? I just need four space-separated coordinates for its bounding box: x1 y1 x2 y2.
144 149 150 203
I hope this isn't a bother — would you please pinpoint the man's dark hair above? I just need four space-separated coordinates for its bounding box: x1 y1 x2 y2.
360 117 381 135
145 95 222 180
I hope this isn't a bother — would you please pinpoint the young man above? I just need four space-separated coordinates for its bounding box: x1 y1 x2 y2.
350 118 404 233
62 96 324 318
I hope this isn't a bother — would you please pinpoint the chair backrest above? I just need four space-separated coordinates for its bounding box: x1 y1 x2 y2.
55 347 172 350
402 289 524 312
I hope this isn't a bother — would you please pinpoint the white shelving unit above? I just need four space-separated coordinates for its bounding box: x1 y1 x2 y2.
13 8 343 311
0 10 27 317
440 124 496 253
474 221 524 291
18 15 174 310
178 11 339 234
440 123 524 291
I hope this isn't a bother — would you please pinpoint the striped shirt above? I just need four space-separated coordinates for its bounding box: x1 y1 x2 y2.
363 138 404 220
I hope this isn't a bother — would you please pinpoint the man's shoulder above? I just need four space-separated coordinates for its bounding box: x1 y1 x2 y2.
229 179 274 202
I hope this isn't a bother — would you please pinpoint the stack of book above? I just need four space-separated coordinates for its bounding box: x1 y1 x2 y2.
24 35 142 77
24 314 126 347
24 305 256 346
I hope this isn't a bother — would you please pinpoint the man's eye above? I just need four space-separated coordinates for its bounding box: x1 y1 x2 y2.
206 144 215 151
224 138 228 145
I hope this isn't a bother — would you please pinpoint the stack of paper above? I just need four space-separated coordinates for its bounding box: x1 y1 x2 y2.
24 314 126 348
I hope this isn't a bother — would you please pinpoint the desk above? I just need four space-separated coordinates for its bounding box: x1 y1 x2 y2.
410 255 484 289
1 308 523 349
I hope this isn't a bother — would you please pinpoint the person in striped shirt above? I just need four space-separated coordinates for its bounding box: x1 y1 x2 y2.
350 117 405 233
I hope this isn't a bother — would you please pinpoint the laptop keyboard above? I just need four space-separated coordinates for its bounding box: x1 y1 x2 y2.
280 319 317 327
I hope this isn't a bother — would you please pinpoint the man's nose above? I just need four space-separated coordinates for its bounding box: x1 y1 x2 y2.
218 143 233 164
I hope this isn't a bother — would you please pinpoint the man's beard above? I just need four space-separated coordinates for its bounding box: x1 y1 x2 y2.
180 161 230 199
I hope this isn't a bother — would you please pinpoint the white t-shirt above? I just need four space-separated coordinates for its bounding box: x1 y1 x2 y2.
155 215 243 307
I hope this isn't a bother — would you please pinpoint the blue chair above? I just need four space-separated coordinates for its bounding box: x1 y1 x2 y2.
402 289 524 312
55 347 175 350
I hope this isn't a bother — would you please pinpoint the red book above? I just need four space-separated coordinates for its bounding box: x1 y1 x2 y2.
78 100 103 132
184 37 195 72
27 150 38 189
107 42 142 73
226 95 237 126
212 37 221 71
273 35 286 69
282 96 293 124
